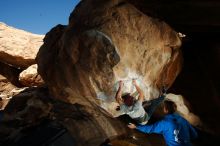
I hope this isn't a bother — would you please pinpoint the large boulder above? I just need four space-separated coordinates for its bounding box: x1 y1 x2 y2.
0 22 44 69
36 0 182 116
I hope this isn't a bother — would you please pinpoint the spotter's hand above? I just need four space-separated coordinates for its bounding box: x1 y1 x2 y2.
128 123 136 129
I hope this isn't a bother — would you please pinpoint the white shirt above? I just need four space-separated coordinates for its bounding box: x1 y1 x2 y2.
120 100 146 118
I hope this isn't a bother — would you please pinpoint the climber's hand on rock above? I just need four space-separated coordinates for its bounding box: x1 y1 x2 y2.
119 80 124 88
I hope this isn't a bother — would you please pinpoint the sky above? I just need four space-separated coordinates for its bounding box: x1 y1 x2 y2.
0 0 80 34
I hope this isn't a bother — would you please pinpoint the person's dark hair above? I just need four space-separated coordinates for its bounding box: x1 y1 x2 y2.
163 100 177 114
122 93 135 106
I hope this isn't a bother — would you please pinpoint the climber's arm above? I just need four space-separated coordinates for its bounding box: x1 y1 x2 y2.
133 79 144 102
115 81 123 105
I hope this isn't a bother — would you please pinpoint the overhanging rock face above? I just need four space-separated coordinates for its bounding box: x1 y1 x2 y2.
36 0 183 116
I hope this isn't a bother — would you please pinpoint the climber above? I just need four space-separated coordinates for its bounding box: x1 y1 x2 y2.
115 79 166 125
128 100 198 146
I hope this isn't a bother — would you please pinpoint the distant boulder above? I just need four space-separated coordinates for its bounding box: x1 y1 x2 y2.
0 22 44 69
19 64 44 87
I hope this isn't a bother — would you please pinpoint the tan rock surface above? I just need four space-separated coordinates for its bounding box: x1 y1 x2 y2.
0 74 20 110
0 74 16 95
0 22 44 68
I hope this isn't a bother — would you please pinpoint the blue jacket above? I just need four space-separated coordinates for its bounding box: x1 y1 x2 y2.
136 113 198 146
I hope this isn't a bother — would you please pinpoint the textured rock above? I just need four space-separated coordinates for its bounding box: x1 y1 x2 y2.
0 22 44 68
36 0 182 116
0 74 16 95
0 74 21 110
19 64 44 86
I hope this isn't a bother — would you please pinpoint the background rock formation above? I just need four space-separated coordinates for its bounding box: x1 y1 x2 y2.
36 0 182 117
0 22 44 88
0 22 44 69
